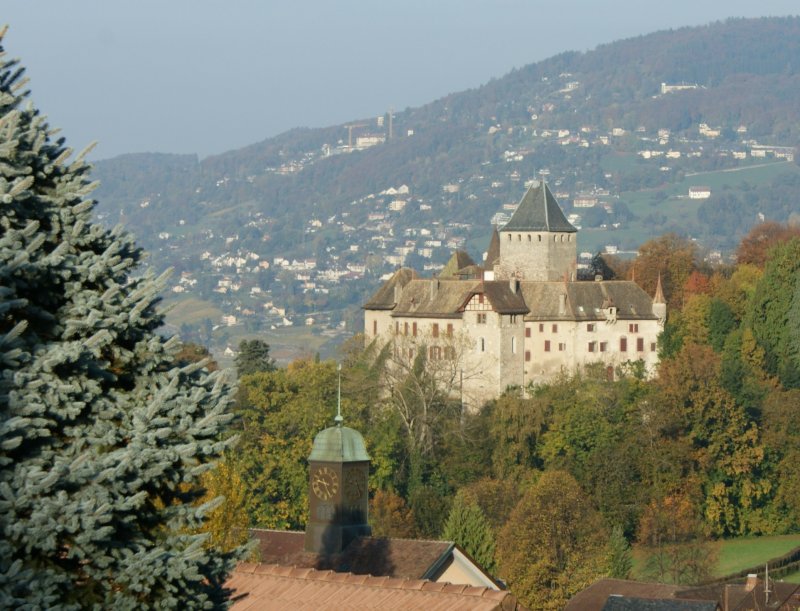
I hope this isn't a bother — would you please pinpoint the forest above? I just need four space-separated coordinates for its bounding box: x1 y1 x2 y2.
194 223 800 609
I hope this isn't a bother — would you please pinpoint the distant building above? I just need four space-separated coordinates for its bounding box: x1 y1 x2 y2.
689 186 711 199
364 180 665 410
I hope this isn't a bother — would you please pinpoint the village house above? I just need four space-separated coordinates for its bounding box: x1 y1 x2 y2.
363 180 665 410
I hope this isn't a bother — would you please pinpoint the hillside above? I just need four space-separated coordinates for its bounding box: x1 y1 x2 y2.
90 17 800 357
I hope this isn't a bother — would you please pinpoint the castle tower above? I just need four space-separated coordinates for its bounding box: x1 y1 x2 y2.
495 180 577 281
304 373 371 554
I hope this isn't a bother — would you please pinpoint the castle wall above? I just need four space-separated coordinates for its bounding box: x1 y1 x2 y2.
497 231 576 281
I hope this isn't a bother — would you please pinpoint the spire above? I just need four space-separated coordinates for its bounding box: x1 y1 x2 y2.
335 363 343 426
653 273 666 304
484 225 501 270
501 179 576 233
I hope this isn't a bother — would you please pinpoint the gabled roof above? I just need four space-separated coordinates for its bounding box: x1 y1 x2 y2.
439 250 476 278
502 180 577 233
566 579 685 611
602 596 719 610
391 279 482 319
250 530 454 581
226 563 527 611
363 268 417 310
519 281 657 321
480 282 529 315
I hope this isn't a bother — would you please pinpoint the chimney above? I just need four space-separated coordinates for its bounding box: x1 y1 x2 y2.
430 279 439 299
394 285 402 304
745 574 758 592
509 278 518 294
558 293 567 315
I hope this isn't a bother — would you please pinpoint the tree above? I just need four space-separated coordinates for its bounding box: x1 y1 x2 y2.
634 233 698 310
747 238 800 388
735 221 800 268
637 494 718 585
496 471 608 610
441 491 496 573
234 339 276 377
607 525 633 579
0 36 238 608
369 490 417 538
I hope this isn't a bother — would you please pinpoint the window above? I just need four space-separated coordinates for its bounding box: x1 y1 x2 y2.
404 322 409 335
539 323 544 332
637 338 644 352
620 337 627 352
587 323 596 332
480 338 485 352
558 343 566 351
525 350 531 362
444 346 455 360
412 322 417 337
588 341 596 353
527 235 531 242
395 321 399 334
447 323 454 337
600 342 607 352
629 323 639 333
538 235 542 242
544 340 551 352
478 294 485 304
651 342 657 352
518 234 522 241
552 324 558 333
429 346 442 360
432 323 439 338
477 313 487 324
510 314 518 324
373 320 378 335
525 327 531 338
511 337 516 354
507 234 511 241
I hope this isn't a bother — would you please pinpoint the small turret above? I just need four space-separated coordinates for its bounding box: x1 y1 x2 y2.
652 273 667 326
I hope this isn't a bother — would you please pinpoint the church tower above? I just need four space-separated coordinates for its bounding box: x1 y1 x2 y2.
495 180 577 281
304 370 371 555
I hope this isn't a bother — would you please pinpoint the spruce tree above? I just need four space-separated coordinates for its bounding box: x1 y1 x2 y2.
0 32 238 609
607 525 633 579
441 491 496 573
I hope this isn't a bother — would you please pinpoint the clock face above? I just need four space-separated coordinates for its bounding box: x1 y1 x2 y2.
344 469 365 504
311 466 339 500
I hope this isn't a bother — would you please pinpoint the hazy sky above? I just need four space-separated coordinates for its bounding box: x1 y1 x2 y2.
3 1 798 160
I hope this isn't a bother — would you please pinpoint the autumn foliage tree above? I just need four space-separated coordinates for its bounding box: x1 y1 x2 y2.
735 221 800 268
497 471 608 610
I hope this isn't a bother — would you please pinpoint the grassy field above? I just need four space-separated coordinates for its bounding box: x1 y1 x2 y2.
632 534 800 581
163 297 223 326
715 534 800 577
577 158 800 255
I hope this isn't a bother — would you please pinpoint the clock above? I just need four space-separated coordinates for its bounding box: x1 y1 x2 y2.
311 466 339 500
344 468 365 504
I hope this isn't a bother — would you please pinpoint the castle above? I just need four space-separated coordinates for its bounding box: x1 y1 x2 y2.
363 180 665 410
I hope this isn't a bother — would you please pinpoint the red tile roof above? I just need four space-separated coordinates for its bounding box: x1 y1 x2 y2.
226 563 527 610
250 529 455 581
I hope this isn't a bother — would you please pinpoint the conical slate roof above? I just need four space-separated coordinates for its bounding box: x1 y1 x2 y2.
439 250 476 278
502 180 577 233
484 227 500 269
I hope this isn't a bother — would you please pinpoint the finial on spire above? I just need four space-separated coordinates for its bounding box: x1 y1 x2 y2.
335 363 343 426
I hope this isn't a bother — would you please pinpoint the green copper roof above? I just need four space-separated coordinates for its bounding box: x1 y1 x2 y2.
502 180 577 233
308 425 370 463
